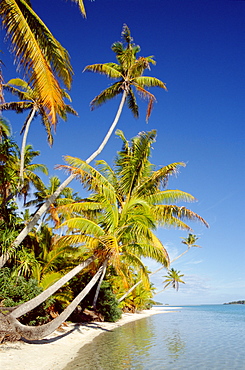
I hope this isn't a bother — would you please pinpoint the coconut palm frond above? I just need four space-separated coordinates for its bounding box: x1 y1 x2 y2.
60 217 105 237
69 0 86 17
134 76 167 90
126 87 139 118
0 0 69 124
0 101 33 113
136 162 186 196
146 189 196 205
83 63 123 79
90 82 123 110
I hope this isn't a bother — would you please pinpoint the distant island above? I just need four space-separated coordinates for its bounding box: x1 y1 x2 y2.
224 300 245 305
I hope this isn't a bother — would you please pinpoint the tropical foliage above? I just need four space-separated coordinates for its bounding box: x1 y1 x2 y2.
0 18 209 342
0 78 77 185
53 130 207 309
0 0 84 124
3 25 164 258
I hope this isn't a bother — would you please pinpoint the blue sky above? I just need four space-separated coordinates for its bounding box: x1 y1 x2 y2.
1 0 244 305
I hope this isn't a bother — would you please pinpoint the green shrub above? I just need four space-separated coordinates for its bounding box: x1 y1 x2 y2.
0 267 53 325
97 281 122 322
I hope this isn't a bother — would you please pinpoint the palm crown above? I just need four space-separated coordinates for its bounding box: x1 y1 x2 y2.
55 130 208 294
84 24 167 122
163 268 186 291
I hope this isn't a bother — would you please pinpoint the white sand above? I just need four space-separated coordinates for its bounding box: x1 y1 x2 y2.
0 307 180 370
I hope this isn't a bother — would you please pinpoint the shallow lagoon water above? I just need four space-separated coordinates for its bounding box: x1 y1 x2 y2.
64 305 245 369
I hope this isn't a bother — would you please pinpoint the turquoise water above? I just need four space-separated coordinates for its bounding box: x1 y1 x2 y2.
64 305 245 369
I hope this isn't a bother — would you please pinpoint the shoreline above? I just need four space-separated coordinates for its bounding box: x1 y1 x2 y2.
0 307 181 370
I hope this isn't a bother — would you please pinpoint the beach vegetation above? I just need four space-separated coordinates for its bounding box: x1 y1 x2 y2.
0 18 208 342
95 281 122 322
0 78 77 185
0 24 167 258
0 267 53 326
0 130 207 341
0 0 78 124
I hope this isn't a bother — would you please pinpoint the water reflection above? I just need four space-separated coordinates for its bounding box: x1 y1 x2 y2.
165 330 186 359
62 307 245 370
64 318 155 369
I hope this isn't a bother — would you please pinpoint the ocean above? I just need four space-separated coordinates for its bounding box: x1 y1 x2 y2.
63 305 245 369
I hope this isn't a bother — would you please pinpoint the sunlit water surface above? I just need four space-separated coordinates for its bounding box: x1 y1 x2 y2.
63 305 245 369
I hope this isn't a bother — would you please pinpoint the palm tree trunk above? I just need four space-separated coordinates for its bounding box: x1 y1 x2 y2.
118 248 190 302
19 107 37 186
0 91 127 268
1 265 104 341
10 256 95 319
86 90 127 163
154 286 172 296
92 258 108 310
118 280 142 303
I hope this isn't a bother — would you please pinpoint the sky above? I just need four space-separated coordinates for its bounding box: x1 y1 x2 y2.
1 0 245 305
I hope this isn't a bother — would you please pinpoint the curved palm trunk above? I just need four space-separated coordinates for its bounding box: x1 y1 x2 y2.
86 91 127 163
118 248 190 303
0 91 127 268
11 256 95 319
0 265 103 341
19 107 37 186
92 258 108 310
154 286 171 296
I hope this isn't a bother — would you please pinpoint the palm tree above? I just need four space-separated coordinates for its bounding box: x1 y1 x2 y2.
0 0 75 125
113 130 208 230
56 130 207 305
0 1 88 126
181 233 200 248
14 224 84 294
146 233 201 281
84 24 167 120
0 137 18 210
1 143 48 207
83 24 167 159
0 139 46 207
0 141 48 266
0 129 206 340
106 130 208 302
0 135 171 340
0 78 77 184
2 25 167 261
162 268 185 291
120 234 202 301
0 262 105 341
25 176 80 230
55 156 170 309
14 144 49 204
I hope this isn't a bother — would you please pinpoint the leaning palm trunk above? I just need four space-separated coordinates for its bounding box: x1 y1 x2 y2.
11 256 95 319
118 280 142 303
19 107 37 186
0 264 104 341
0 91 127 268
92 258 109 310
154 285 172 296
118 247 191 303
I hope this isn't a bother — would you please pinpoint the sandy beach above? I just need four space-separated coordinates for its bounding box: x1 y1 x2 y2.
0 307 179 370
